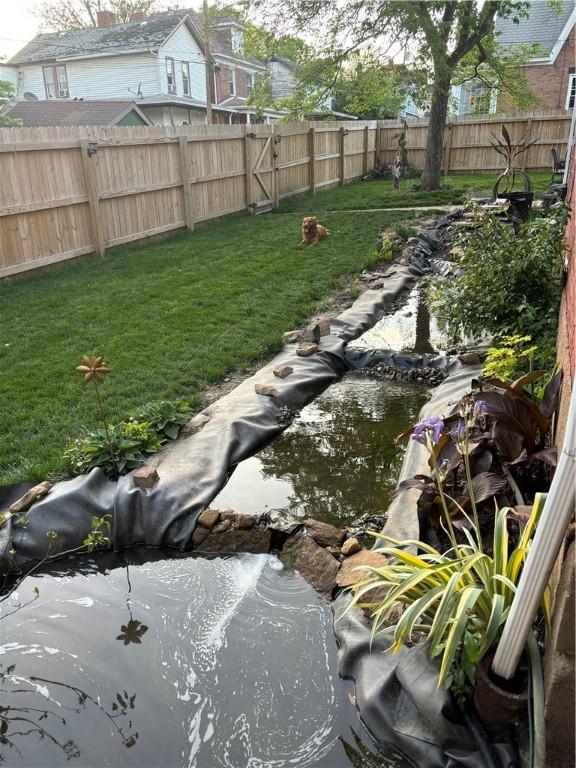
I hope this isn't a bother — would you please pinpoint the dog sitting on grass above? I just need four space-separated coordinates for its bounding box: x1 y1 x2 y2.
300 216 330 245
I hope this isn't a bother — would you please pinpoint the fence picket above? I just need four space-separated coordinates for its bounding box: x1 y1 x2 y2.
0 111 570 278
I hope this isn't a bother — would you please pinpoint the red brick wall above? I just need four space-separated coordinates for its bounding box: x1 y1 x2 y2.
564 143 576 378
214 66 250 103
499 27 575 111
555 141 575 450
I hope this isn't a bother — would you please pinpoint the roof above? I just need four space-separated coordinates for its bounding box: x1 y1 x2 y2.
495 1 575 54
269 55 298 70
4 100 151 126
8 14 204 65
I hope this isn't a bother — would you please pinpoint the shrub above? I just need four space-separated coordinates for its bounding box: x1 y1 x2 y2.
129 400 192 440
429 206 568 367
64 421 163 478
65 399 192 478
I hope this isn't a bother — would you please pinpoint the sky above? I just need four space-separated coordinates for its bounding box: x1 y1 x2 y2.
0 0 40 59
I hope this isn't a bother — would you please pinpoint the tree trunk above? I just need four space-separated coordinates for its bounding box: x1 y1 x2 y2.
421 70 452 191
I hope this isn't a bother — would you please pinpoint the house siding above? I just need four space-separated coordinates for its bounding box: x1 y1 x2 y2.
270 60 294 101
159 23 206 102
15 54 159 101
0 65 17 88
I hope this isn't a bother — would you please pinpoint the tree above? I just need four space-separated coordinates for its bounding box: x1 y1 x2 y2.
246 0 532 190
332 54 407 120
0 80 22 126
33 0 159 31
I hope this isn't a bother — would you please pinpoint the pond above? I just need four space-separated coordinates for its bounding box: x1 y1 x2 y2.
211 372 428 528
0 550 409 768
349 285 445 355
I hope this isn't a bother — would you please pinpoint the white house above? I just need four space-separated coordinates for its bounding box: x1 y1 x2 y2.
5 11 210 126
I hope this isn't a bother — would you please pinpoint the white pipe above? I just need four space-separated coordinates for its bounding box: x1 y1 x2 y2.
492 382 576 679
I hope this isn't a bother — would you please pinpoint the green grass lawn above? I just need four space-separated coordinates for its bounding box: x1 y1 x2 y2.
1 207 439 485
278 172 551 213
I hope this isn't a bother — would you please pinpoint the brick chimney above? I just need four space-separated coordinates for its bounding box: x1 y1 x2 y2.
96 10 117 27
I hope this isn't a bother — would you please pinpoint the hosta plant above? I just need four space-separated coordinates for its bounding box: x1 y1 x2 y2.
347 494 550 708
128 400 192 441
64 421 163 478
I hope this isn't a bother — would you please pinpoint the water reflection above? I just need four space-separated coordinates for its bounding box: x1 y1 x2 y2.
349 285 445 354
213 374 428 528
0 550 401 767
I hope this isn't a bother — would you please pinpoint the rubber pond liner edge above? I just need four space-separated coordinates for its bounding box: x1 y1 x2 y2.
332 358 521 768
1 261 430 572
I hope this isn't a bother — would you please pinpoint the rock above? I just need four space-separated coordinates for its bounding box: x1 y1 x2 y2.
304 518 345 548
280 534 340 597
336 550 389 588
255 383 279 397
298 324 321 343
326 546 342 558
341 537 362 556
182 410 211 436
273 366 293 379
214 518 232 534
132 466 159 489
192 526 211 546
296 343 318 357
220 508 236 521
198 508 220 528
9 481 52 513
194 528 271 555
269 517 302 536
458 352 482 365
283 330 299 343
369 281 384 289
318 318 331 337
234 513 255 530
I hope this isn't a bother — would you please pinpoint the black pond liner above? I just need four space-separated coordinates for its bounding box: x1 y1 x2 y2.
0 262 424 572
0 224 517 768
332 360 519 768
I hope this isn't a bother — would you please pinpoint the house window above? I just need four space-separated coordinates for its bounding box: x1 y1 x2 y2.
182 62 190 96
43 65 69 98
231 27 243 54
166 57 176 94
228 68 236 96
566 73 576 110
246 71 254 95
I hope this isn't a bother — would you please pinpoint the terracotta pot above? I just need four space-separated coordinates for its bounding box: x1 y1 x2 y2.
472 652 527 733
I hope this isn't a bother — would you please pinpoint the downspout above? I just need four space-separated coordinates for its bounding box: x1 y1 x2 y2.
563 105 576 184
491 383 576 679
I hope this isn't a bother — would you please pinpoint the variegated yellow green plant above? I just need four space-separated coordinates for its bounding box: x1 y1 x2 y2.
347 494 550 707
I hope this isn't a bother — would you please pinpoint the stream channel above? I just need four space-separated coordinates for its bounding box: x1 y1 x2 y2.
1 286 444 768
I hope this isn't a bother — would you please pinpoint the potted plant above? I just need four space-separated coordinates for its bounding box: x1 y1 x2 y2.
491 126 538 223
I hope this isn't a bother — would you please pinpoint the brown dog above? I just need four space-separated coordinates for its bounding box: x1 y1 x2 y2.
300 216 330 245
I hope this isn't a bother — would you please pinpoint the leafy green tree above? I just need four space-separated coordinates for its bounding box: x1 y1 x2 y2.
243 22 310 63
246 0 533 189
0 80 21 127
332 54 406 119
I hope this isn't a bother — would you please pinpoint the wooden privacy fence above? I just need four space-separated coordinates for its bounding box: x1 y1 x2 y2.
377 109 571 175
0 109 571 278
0 121 377 278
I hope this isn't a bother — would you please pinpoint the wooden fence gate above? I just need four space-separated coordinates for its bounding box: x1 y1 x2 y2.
246 128 278 214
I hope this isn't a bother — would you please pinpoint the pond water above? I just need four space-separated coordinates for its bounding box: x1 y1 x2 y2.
211 372 428 528
349 285 446 355
0 550 408 768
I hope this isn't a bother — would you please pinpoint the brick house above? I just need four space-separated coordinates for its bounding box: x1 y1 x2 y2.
495 2 575 112
186 12 283 124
